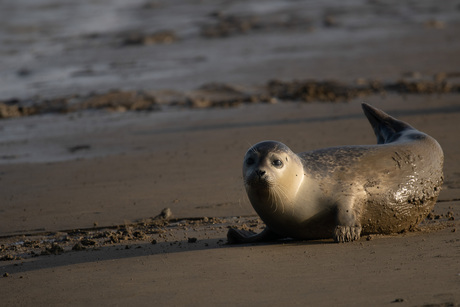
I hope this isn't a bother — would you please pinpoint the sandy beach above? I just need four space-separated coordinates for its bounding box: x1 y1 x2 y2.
1 1 460 306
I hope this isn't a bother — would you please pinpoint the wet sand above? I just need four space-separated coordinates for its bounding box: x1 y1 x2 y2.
1 1 460 306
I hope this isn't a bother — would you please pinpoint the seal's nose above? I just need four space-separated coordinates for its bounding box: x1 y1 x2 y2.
255 170 266 177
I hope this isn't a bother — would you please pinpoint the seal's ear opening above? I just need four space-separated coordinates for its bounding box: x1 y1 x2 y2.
361 103 413 144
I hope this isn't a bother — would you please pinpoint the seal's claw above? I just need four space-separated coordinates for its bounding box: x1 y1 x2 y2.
333 225 362 243
227 227 282 244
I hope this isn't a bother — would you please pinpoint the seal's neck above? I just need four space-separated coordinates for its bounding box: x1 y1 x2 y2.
247 171 305 214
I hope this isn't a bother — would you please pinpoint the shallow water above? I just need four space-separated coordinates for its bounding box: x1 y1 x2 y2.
1 0 459 100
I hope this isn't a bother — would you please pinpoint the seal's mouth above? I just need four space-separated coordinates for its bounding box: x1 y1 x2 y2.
245 175 289 214
244 172 272 190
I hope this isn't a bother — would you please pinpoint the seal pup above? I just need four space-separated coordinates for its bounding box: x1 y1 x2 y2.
228 103 444 243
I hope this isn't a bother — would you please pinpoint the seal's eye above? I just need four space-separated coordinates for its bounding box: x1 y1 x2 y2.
246 157 255 165
272 159 283 168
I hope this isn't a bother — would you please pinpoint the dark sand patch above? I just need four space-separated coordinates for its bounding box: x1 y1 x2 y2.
1 73 459 119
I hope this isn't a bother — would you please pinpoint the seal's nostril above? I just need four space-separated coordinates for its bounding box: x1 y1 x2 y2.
256 170 266 177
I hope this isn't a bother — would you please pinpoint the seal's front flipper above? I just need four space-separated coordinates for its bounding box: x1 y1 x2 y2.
361 103 413 144
227 227 282 244
333 197 362 243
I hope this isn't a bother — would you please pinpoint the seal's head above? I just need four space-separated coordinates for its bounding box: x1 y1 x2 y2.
243 141 305 214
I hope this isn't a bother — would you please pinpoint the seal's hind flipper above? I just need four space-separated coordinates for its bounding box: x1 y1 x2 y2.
361 103 414 144
227 227 283 244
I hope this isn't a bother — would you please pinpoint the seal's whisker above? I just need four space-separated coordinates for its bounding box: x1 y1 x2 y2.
275 185 289 214
268 187 278 213
268 184 289 214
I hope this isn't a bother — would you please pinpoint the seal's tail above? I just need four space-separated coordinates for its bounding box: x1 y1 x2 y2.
361 103 414 144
